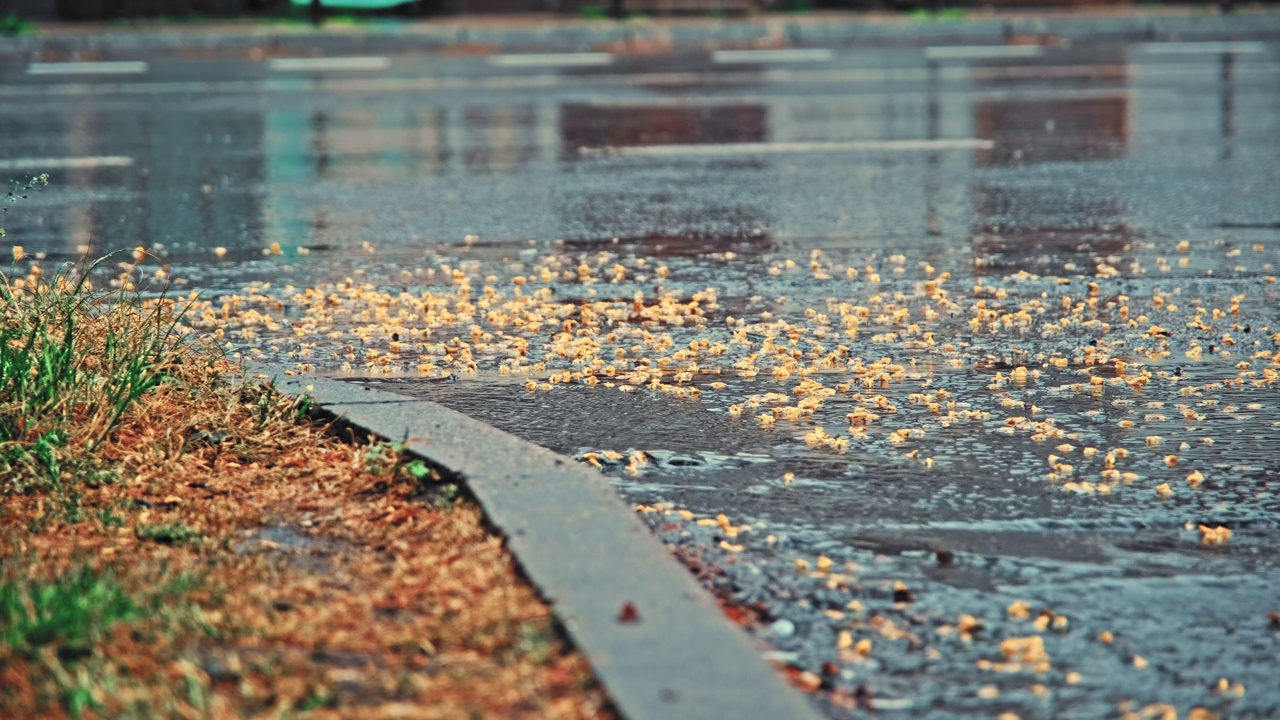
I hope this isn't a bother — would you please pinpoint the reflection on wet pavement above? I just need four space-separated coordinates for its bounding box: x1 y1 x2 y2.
560 102 768 155
5 42 1280 718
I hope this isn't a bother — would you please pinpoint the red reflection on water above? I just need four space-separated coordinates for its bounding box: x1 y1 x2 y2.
975 95 1129 166
560 102 768 155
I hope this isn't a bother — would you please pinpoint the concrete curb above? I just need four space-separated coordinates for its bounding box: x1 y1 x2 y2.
270 373 824 720
2 10 1279 58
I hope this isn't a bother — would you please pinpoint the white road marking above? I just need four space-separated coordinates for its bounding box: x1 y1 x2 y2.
489 53 614 67
1135 41 1266 55
0 156 133 170
584 138 994 157
3 57 1273 98
925 45 1045 61
269 56 390 71
28 61 148 75
712 48 836 64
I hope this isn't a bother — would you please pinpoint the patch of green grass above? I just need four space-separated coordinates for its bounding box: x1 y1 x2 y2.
96 508 127 529
77 463 121 489
515 621 556 665
429 482 459 510
298 690 338 710
135 522 202 545
274 7 376 25
327 13 373 25
1 180 202 502
0 566 137 658
578 4 608 20
357 440 458 509
0 13 34 38
0 564 216 717
908 7 966 22
0 263 186 484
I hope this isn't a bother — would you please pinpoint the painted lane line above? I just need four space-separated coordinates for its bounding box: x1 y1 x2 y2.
925 45 1045 61
28 61 148 75
8 56 1268 98
0 76 1166 101
269 56 390 72
1135 41 1266 55
585 138 994 157
712 48 836 64
489 52 614 67
0 156 133 170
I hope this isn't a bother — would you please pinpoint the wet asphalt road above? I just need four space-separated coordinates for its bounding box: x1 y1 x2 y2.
4 38 1280 718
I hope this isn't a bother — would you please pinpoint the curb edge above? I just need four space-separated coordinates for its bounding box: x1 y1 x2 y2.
271 373 824 720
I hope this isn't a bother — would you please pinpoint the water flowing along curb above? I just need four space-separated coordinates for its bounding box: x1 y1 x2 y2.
270 373 824 720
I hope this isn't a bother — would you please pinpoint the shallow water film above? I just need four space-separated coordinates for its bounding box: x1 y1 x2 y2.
6 38 1280 718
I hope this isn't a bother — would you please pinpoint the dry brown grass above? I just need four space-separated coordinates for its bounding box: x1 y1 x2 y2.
0 269 613 719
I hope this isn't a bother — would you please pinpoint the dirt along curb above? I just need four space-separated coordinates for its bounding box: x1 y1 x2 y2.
2 9 1280 59
269 372 825 720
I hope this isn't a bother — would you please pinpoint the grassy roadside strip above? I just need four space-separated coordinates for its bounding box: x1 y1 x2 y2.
0 259 613 718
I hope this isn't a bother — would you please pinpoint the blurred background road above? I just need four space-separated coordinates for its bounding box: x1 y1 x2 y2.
3 38 1276 263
